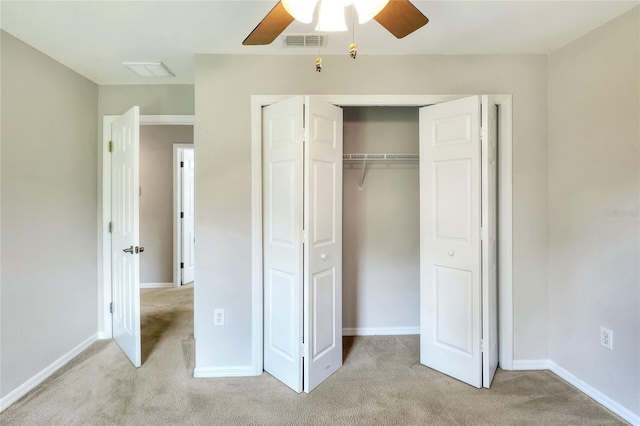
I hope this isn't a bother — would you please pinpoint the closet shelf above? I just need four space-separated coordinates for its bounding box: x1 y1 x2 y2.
343 153 419 190
342 153 419 161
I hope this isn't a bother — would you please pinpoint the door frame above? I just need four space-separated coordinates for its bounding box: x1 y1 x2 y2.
100 114 195 339
250 94 514 375
173 144 195 288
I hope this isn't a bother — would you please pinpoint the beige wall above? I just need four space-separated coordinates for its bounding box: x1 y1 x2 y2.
548 7 639 416
97 84 194 331
139 125 194 284
98 85 195 117
0 31 98 398
343 107 420 330
194 54 549 369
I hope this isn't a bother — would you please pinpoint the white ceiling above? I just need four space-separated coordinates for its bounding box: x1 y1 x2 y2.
1 1 637 85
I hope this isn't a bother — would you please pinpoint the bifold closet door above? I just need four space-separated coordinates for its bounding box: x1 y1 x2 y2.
419 96 483 388
303 97 343 393
481 95 498 387
111 105 142 368
262 96 343 394
263 97 305 393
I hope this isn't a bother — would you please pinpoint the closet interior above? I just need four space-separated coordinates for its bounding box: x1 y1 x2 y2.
342 106 421 336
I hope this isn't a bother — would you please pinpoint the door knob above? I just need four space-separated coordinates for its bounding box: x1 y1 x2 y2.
123 246 134 254
321 254 327 261
135 246 145 254
448 250 455 256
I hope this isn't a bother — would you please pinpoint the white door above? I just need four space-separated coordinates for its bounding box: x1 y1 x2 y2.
262 97 343 393
303 97 343 393
481 96 498 387
111 106 142 368
182 148 195 284
263 97 305 392
419 96 482 388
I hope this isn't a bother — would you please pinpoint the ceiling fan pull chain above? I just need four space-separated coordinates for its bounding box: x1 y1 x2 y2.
350 5 358 59
316 37 323 72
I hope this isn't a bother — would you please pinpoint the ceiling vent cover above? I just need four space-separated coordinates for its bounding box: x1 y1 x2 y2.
283 34 327 48
123 62 175 77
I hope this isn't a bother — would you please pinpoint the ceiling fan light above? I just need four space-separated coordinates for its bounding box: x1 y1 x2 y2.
282 0 318 24
315 0 348 32
353 0 389 24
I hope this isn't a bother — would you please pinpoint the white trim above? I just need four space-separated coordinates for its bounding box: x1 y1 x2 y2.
100 114 195 339
0 333 98 413
550 361 640 426
173 144 194 288
342 327 420 336
250 94 514 376
140 282 173 289
512 359 551 370
193 366 254 378
101 115 117 340
97 332 110 340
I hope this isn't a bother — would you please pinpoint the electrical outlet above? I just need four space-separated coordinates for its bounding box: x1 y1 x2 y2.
214 309 225 326
600 327 613 350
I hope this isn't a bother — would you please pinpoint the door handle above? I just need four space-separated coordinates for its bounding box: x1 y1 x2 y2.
135 246 145 254
123 246 134 254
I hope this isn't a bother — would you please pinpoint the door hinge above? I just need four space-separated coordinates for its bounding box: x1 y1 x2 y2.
108 222 113 233
180 161 184 167
301 230 307 244
108 141 113 153
301 343 307 358
109 302 113 314
480 227 486 240
180 262 184 269
180 212 184 219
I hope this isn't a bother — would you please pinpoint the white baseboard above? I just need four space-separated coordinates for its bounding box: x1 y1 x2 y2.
550 361 640 426
97 332 111 340
512 359 551 370
140 282 173 289
0 333 98 413
193 366 255 378
342 326 420 336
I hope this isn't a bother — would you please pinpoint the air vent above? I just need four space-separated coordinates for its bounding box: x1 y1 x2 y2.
123 62 175 77
283 34 328 48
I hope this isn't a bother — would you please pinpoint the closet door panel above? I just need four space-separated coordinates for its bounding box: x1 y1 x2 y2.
304 97 343 393
263 96 304 393
419 96 482 389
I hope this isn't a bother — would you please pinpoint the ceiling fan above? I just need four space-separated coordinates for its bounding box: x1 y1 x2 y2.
243 0 429 46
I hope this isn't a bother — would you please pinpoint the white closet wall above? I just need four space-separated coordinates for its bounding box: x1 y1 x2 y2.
342 107 420 333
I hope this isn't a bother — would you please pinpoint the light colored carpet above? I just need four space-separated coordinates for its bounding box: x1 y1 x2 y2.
1 285 627 425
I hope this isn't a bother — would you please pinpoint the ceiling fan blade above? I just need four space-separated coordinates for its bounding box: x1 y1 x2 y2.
374 0 429 39
243 1 295 46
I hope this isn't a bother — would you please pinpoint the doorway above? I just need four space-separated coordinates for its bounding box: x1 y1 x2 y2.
138 126 194 289
251 94 514 390
100 113 196 363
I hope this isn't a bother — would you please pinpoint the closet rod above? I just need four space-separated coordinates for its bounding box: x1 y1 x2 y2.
342 153 419 190
342 153 420 161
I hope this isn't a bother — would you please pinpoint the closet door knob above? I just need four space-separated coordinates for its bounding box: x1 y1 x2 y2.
448 250 454 256
321 254 327 261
